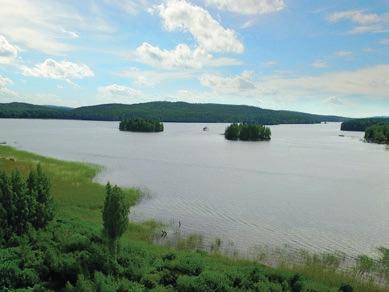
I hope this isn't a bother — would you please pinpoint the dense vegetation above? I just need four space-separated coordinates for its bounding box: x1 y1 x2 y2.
225 123 271 141
0 102 347 124
0 146 385 291
364 123 389 144
119 118 164 132
340 118 389 131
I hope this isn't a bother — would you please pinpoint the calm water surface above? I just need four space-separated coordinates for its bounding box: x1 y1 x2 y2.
2 119 389 256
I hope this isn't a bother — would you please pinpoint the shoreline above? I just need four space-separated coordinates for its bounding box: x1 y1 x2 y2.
0 145 387 290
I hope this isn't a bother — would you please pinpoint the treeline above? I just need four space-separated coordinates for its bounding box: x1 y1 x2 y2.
341 118 389 131
119 118 164 132
365 123 389 144
0 101 347 124
225 123 271 141
0 165 53 240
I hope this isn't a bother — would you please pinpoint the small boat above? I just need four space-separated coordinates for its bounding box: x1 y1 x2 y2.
203 127 209 131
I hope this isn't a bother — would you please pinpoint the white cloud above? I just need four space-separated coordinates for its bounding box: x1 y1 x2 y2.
22 59 94 81
198 65 389 105
118 67 195 86
0 35 18 64
200 71 256 93
380 39 389 45
205 0 285 15
263 60 278 66
0 0 112 54
324 96 344 106
154 0 244 53
97 84 146 104
104 0 148 14
311 60 328 68
0 75 13 89
327 10 389 34
135 42 241 69
335 50 353 57
258 64 389 98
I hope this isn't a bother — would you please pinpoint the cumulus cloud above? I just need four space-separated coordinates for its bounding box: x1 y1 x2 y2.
205 0 285 15
154 0 244 53
0 35 18 64
22 59 94 81
324 96 344 105
135 42 241 69
97 84 145 104
200 71 256 93
327 10 389 34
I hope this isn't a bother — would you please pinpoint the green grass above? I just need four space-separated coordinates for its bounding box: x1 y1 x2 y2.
0 145 386 291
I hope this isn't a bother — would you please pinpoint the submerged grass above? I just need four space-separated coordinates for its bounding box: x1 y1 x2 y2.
0 145 386 291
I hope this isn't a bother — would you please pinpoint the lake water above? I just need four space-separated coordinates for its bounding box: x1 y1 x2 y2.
2 119 389 257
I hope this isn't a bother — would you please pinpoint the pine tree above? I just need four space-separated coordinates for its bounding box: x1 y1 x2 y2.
102 183 129 257
11 170 29 235
0 171 13 239
33 164 54 229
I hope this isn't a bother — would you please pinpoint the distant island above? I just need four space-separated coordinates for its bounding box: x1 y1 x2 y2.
365 123 389 144
119 118 164 132
225 123 271 141
0 101 347 125
341 118 389 131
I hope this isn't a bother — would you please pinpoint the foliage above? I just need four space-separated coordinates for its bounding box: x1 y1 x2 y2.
0 101 347 124
364 122 389 144
102 183 130 256
341 118 389 131
119 118 164 132
0 165 53 240
225 123 271 141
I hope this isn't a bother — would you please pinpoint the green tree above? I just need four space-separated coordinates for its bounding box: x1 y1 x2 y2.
102 183 130 257
28 165 54 229
11 171 29 235
0 171 13 240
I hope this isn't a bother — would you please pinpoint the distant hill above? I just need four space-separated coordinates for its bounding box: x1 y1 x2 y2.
0 101 347 124
341 118 389 131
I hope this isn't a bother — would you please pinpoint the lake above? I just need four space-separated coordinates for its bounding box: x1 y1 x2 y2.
2 119 389 257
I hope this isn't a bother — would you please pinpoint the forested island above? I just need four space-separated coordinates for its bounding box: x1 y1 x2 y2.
0 146 372 291
225 123 271 141
119 118 164 132
0 101 347 124
341 118 389 131
365 123 389 144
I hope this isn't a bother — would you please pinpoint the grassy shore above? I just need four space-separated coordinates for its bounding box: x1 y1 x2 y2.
0 145 386 291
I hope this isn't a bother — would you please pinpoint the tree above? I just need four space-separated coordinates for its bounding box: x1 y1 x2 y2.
34 164 54 228
11 171 30 235
102 183 130 257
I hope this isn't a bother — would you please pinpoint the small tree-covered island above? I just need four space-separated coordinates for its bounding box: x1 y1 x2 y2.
225 123 271 141
365 123 389 144
119 118 164 132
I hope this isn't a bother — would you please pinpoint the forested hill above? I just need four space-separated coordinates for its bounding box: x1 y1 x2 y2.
341 117 389 131
0 101 347 124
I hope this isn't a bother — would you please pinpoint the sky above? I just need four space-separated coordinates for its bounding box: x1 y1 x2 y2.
0 0 388 117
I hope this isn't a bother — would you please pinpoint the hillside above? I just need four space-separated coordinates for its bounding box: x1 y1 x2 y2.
341 118 389 131
0 101 347 124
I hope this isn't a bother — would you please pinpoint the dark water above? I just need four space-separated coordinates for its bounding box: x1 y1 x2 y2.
2 119 389 256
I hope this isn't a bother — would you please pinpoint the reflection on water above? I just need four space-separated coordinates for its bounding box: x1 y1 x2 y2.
2 119 389 256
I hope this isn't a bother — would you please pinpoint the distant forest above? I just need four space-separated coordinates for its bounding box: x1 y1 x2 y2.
365 123 389 144
341 118 389 131
0 102 347 125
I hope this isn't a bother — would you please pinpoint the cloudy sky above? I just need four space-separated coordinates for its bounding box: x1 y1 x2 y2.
0 0 388 117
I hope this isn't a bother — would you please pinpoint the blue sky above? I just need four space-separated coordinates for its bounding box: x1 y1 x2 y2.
0 0 388 117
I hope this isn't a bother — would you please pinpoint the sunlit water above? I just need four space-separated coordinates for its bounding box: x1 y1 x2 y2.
2 119 389 257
